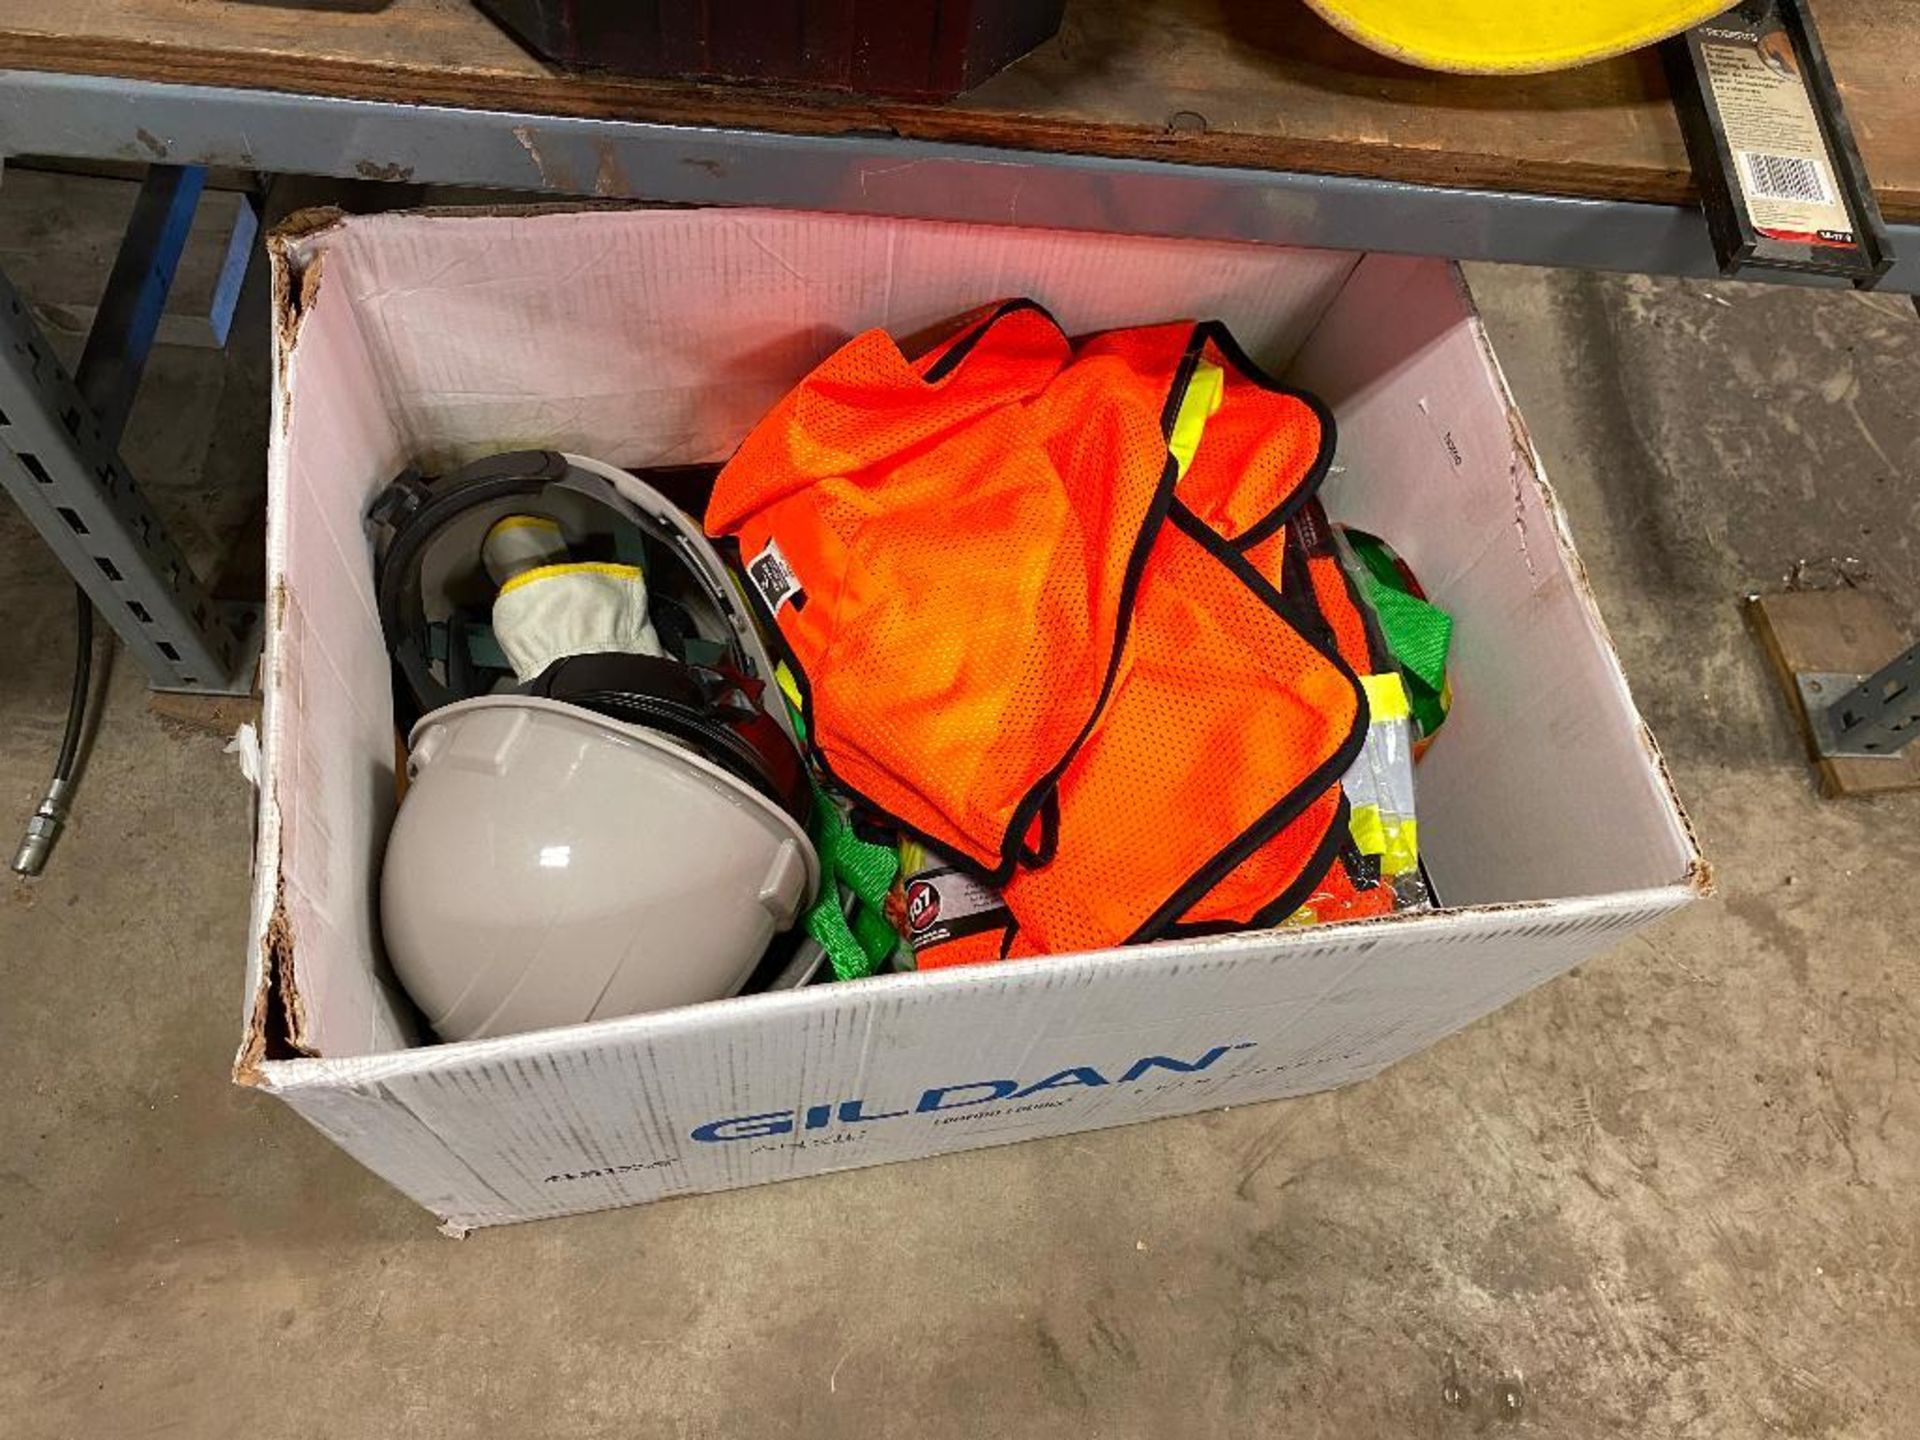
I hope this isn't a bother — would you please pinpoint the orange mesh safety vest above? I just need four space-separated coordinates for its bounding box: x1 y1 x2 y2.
708 302 1373 955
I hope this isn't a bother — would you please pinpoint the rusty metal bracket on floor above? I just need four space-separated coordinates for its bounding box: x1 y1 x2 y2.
1797 643 1920 759
1749 588 1920 797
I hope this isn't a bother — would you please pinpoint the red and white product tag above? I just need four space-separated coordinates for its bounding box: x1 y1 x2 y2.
1701 31 1855 248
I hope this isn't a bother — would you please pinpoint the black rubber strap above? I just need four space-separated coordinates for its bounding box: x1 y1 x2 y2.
529 652 812 825
1013 791 1061 867
372 450 571 722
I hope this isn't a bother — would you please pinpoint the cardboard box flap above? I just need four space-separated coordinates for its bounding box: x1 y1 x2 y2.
281 208 1361 473
1293 255 1698 906
245 235 418 1066
256 887 1690 1229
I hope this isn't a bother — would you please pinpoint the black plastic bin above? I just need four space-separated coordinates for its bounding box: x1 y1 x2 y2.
475 0 1066 99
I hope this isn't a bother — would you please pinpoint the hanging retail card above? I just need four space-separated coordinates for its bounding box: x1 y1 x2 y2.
1665 0 1890 284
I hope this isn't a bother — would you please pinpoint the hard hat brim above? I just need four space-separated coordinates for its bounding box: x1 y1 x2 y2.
1302 0 1730 73
408 693 822 905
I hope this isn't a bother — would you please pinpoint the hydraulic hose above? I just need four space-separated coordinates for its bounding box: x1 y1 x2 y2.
12 586 93 875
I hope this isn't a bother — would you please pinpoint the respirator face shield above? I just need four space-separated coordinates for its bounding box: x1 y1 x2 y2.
370 449 809 824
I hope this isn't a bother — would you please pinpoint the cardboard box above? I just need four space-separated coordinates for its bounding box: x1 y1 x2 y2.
241 206 1703 1231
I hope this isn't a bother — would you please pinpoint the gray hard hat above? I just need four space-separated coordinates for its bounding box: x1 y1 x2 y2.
384 694 819 1042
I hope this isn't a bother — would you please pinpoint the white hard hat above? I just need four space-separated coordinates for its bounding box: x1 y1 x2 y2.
371 452 821 1042
383 695 818 1041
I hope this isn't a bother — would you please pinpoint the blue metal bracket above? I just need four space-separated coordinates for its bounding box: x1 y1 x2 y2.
75 164 207 448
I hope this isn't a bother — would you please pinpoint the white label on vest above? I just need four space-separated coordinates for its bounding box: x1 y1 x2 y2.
747 537 805 615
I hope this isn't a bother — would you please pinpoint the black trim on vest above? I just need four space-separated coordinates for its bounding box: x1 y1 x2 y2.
1172 321 1338 553
1158 792 1357 940
728 564 1014 884
921 298 1055 384
1291 495 1390 674
991 321 1209 881
1012 791 1062 868
1122 502 1371 944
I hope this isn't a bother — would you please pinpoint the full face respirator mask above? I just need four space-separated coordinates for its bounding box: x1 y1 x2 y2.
369 450 818 1042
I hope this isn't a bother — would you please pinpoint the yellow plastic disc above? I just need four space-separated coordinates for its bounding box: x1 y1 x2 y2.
1303 0 1732 74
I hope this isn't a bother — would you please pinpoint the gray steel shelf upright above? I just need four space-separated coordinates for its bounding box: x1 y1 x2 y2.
0 160 255 693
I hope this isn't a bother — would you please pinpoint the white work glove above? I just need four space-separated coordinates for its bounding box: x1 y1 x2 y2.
483 514 663 683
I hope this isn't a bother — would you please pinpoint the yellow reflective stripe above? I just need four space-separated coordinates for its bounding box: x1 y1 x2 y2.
1349 801 1387 856
1361 672 1411 722
485 513 562 538
1351 798 1420 873
1381 817 1420 876
1167 361 1225 479
496 561 642 597
774 661 805 715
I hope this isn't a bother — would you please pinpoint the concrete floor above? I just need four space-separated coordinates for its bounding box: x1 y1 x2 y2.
3 178 1919 1436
